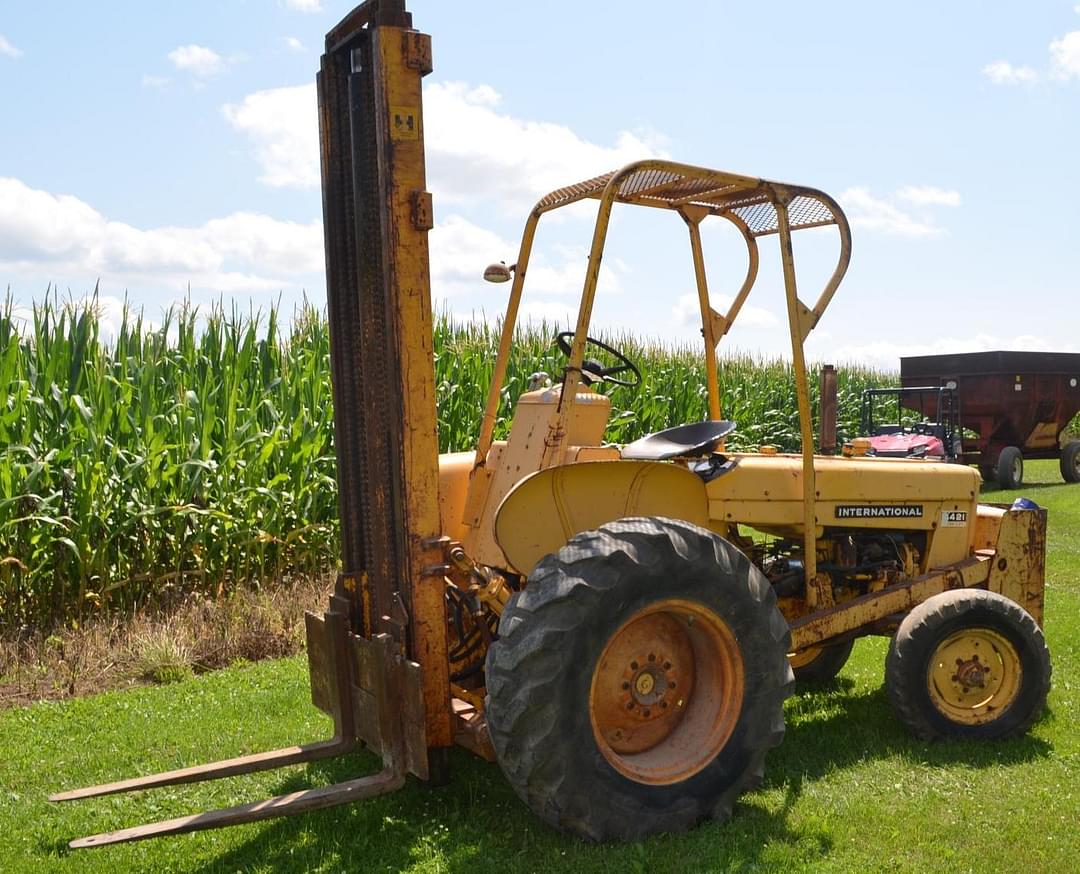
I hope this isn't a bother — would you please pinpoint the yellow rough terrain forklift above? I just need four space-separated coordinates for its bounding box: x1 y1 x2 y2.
54 0 1051 847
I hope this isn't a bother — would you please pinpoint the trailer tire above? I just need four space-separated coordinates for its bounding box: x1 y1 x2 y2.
485 516 793 841
789 639 855 686
996 446 1023 489
1061 441 1080 483
978 465 996 484
885 589 1050 740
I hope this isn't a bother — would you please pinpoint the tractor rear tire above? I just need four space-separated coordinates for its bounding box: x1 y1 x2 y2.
1061 441 1080 483
978 465 996 484
484 516 793 841
885 589 1050 740
996 446 1024 490
789 639 855 687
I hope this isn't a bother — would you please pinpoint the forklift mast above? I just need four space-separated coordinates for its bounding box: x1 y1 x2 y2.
319 0 450 750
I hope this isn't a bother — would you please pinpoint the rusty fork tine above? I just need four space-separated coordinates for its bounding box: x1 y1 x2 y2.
69 767 405 849
49 737 354 802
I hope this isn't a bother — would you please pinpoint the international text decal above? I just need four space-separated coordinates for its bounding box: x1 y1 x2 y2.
836 505 924 519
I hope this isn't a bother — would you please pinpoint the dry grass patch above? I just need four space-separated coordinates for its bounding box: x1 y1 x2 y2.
0 575 329 707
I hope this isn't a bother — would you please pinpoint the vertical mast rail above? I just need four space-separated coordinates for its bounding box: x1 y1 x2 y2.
775 196 819 594
684 209 722 422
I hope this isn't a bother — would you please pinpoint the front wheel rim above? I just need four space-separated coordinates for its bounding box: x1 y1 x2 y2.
926 628 1022 724
589 598 744 785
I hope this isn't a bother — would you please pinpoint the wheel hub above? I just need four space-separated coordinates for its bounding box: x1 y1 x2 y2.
588 599 744 785
927 628 1022 724
625 656 676 713
953 656 986 691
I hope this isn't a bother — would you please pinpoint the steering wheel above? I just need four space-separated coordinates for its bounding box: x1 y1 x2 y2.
555 331 642 388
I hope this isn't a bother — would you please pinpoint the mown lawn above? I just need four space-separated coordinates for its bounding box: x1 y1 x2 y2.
2 460 1078 873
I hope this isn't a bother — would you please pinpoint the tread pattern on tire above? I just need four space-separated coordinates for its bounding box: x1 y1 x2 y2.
485 516 793 841
885 588 1051 741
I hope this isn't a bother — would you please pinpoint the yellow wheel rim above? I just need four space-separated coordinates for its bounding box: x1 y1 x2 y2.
788 646 822 670
926 628 1022 725
589 599 744 785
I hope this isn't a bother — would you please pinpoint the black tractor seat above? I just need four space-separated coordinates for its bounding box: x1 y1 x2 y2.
620 420 737 461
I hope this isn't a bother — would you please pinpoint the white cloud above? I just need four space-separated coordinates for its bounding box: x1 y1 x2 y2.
0 177 321 295
982 60 1039 84
428 214 623 303
222 80 666 209
813 333 1079 370
222 86 319 188
0 177 616 321
984 28 1080 84
168 44 227 79
284 36 305 53
1050 31 1080 79
425 81 665 213
0 34 21 59
429 214 512 299
672 292 776 332
895 186 961 208
516 300 579 327
141 74 171 89
839 187 952 237
284 0 323 11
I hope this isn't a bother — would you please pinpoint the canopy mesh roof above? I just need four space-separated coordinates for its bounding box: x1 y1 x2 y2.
536 165 838 238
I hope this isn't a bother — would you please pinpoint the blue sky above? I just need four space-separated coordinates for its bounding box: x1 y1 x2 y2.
2 1 1078 366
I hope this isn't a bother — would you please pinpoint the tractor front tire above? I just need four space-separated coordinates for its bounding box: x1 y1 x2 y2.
996 446 1024 489
885 589 1050 740
1060 440 1080 484
789 639 855 687
485 516 793 841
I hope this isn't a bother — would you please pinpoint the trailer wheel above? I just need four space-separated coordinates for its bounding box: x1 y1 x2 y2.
1061 441 1080 483
485 516 793 841
996 446 1024 489
978 465 996 484
885 589 1050 740
789 639 855 686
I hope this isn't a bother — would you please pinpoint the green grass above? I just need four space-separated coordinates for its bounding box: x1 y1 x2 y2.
2 460 1078 873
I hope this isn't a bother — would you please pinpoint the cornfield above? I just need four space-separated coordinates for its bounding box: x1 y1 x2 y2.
1 295 892 631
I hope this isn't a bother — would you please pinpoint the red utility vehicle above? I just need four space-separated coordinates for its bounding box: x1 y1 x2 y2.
859 386 961 462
